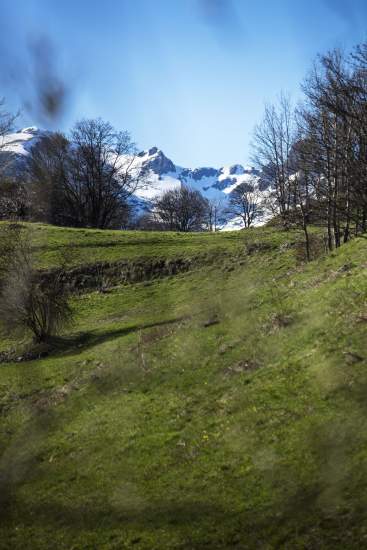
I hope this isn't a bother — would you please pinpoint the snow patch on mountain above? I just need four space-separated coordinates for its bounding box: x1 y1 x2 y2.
0 127 48 156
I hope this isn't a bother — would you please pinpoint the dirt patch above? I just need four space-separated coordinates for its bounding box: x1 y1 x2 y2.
343 351 364 365
218 341 240 355
265 312 294 333
246 241 275 255
31 385 71 411
1 360 112 415
225 360 260 376
356 312 367 324
133 326 173 348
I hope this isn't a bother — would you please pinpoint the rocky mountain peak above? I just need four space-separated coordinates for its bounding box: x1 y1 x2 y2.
139 147 176 175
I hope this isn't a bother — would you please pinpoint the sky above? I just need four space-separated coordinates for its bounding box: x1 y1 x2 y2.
0 0 366 167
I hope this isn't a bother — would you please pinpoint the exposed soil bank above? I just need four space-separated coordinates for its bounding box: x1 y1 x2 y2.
40 252 231 293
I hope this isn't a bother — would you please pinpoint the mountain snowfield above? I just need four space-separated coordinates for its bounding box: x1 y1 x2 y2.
0 127 47 156
1 128 272 230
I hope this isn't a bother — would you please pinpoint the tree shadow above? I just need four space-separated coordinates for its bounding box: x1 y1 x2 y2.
2 487 364 548
51 316 188 358
0 498 225 529
0 317 188 364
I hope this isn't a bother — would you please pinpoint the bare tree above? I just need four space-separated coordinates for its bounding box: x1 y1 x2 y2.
252 93 296 228
0 179 29 220
227 182 263 228
0 100 18 177
69 119 143 228
27 132 71 223
153 186 209 232
0 98 22 217
206 197 224 231
0 226 72 343
250 43 367 252
27 118 146 228
299 45 367 248
0 98 18 149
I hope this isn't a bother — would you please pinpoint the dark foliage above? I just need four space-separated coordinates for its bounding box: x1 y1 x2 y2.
227 182 263 228
27 119 145 229
0 179 29 220
153 186 209 232
253 41 367 257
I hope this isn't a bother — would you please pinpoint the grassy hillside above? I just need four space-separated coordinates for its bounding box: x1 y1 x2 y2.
0 222 253 269
0 222 321 270
0 225 366 549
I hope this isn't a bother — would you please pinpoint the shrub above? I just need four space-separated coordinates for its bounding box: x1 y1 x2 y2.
0 227 72 343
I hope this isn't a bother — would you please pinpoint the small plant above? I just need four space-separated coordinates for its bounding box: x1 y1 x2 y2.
264 278 294 332
0 227 73 343
0 223 24 280
95 263 110 293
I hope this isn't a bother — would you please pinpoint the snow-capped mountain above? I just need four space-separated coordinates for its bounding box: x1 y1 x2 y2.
0 127 47 155
0 128 271 229
129 147 269 229
0 127 51 177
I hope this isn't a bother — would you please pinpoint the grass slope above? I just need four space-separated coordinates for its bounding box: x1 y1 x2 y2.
0 226 366 549
1 222 257 269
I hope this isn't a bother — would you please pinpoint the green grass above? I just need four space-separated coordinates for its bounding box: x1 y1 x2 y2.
0 225 366 549
0 222 307 269
0 222 246 269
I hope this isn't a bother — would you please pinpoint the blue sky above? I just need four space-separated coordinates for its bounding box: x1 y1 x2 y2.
0 0 366 167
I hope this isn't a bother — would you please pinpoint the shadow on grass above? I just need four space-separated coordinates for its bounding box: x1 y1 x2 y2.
1 490 365 548
0 317 188 364
0 498 226 529
51 316 188 358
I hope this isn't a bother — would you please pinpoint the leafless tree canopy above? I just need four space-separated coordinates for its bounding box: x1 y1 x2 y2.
27 118 146 228
252 93 296 228
252 41 367 256
227 182 263 228
206 197 224 232
0 179 29 220
0 98 25 219
0 98 17 143
298 46 367 248
153 186 209 232
0 226 72 343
